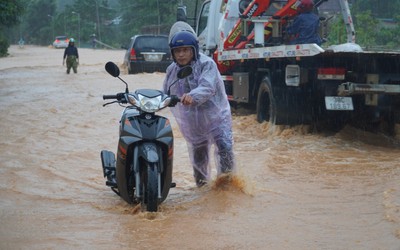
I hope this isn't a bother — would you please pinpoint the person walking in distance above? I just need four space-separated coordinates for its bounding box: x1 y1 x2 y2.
63 38 79 74
163 29 235 187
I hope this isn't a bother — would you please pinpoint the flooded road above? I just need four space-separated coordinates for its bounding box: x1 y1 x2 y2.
1 45 399 249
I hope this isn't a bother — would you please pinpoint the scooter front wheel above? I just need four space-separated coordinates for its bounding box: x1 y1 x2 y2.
145 162 159 212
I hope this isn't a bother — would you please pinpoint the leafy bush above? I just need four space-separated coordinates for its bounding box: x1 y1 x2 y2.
0 34 10 57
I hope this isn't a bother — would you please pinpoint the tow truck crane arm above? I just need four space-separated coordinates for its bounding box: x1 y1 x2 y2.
222 0 271 49
223 0 300 50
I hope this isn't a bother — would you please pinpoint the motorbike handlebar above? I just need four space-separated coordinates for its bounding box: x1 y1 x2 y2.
103 94 118 100
169 95 181 107
103 93 126 101
102 93 127 106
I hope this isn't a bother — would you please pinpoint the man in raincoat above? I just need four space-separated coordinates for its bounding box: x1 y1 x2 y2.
286 0 322 45
63 38 79 74
163 28 235 187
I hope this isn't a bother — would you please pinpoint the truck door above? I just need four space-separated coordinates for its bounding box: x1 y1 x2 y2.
196 0 224 56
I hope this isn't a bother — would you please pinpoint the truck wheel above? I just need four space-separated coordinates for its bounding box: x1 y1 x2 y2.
256 79 276 124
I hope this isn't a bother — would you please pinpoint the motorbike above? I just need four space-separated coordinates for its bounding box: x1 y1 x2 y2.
100 61 192 212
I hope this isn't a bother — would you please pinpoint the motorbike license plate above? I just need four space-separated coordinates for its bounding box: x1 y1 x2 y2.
325 96 354 110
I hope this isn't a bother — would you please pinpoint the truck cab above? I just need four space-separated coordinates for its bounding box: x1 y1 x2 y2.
195 0 223 56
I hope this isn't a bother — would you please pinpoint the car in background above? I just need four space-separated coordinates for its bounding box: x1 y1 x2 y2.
53 36 69 48
123 35 172 74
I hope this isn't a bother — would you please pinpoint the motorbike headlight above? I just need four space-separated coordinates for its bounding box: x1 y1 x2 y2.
138 94 162 113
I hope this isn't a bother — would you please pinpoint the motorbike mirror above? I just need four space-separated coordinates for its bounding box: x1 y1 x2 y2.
177 65 193 79
105 61 129 93
105 61 120 77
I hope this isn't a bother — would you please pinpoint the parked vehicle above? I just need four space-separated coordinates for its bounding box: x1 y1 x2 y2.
100 61 192 212
123 35 172 74
52 36 69 48
179 0 400 135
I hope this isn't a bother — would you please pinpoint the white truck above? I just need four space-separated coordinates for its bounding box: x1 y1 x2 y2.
178 0 400 134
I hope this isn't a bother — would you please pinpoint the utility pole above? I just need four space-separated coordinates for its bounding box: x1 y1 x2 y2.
72 12 81 48
64 13 66 35
157 0 160 35
95 0 101 41
48 14 54 42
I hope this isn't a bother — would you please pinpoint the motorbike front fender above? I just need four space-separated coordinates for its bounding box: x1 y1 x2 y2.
139 142 159 164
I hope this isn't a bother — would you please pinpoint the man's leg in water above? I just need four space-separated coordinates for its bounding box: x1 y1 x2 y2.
72 61 77 73
66 56 73 74
214 130 235 175
188 142 210 187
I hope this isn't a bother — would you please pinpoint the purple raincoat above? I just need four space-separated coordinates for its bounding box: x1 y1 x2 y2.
163 53 235 182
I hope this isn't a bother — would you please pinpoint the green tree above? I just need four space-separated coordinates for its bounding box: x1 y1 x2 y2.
325 15 346 45
21 0 57 46
64 0 117 47
351 0 400 19
117 0 194 45
119 0 162 42
351 3 400 50
353 10 378 47
326 1 400 50
0 0 25 56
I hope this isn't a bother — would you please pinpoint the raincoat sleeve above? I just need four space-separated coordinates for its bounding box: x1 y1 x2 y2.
188 60 219 106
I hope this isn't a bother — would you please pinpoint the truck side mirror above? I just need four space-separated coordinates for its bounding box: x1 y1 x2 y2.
177 5 187 22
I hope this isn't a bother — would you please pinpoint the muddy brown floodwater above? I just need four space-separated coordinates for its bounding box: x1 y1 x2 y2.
1 45 400 250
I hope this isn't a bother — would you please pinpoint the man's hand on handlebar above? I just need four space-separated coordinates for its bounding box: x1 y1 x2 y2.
181 93 193 105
